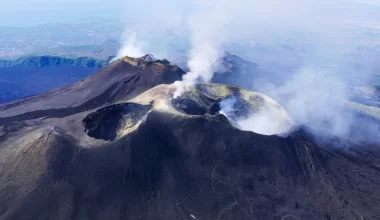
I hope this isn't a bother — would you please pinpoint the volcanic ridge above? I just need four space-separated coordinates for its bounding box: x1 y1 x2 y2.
0 55 379 220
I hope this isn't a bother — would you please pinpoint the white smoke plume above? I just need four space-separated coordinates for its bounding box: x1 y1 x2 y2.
116 0 380 142
116 31 145 59
172 0 352 97
237 111 291 136
173 1 231 98
116 0 187 60
219 97 237 118
219 97 293 136
255 68 352 137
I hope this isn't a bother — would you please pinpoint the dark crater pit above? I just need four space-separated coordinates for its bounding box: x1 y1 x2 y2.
83 103 151 141
171 89 254 120
171 92 221 116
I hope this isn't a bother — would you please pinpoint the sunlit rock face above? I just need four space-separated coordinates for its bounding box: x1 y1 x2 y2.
170 83 293 135
86 83 293 140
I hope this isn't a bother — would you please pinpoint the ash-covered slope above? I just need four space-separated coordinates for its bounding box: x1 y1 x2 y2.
0 55 184 121
0 56 380 220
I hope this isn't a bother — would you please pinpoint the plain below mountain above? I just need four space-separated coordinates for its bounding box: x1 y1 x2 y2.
0 55 114 68
0 56 115 103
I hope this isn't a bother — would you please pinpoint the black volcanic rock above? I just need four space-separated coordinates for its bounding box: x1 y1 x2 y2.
1 105 380 219
83 102 152 141
0 55 379 220
0 55 184 121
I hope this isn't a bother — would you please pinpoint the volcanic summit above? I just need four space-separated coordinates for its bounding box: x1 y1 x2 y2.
0 55 379 220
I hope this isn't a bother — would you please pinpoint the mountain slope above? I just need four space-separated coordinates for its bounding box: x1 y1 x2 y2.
0 82 380 219
0 55 184 121
0 52 272 104
0 55 379 220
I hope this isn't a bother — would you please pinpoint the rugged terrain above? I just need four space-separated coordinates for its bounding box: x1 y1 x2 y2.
0 56 113 68
0 56 115 103
0 55 182 113
0 55 380 220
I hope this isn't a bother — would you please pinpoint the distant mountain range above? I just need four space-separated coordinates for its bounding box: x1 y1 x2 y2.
0 53 379 108
0 53 268 104
0 55 113 68
0 55 114 103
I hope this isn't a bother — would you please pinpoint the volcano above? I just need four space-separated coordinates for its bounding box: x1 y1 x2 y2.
0 55 184 119
0 55 380 220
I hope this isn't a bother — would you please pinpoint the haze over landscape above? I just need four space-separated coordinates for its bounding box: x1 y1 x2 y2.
1 0 380 219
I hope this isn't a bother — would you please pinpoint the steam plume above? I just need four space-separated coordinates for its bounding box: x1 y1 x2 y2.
116 31 145 58
116 0 380 142
174 1 230 98
219 97 293 136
